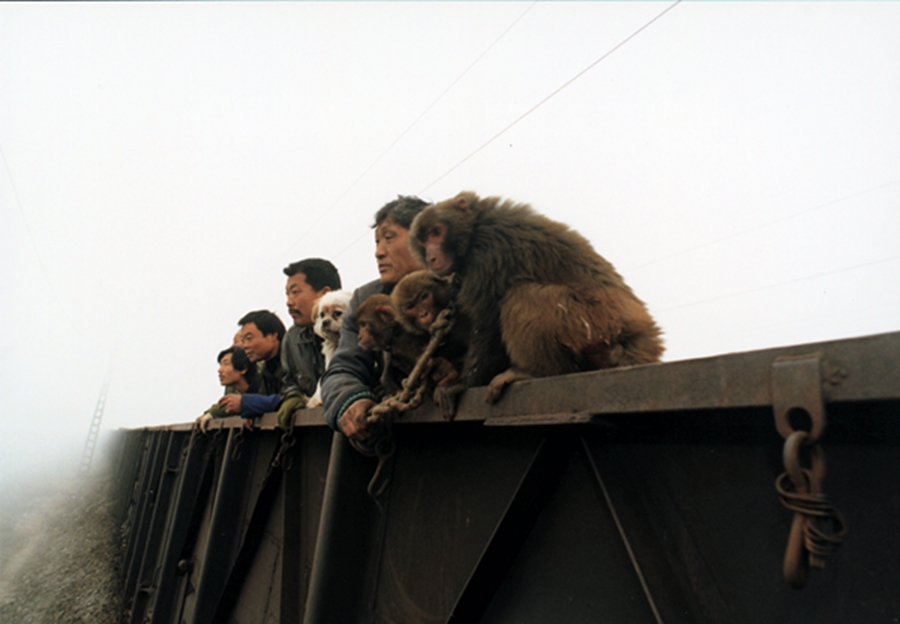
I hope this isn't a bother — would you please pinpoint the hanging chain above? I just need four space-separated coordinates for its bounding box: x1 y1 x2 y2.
349 304 457 503
772 354 847 588
367 305 456 425
272 431 297 472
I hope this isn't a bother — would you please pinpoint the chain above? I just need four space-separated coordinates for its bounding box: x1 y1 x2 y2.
367 305 456 425
272 431 297 472
350 306 456 503
775 412 847 588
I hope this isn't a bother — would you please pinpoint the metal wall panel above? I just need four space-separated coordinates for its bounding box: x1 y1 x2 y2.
111 331 900 624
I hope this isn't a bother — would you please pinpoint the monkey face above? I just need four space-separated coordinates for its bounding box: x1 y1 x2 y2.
357 321 379 351
403 290 437 330
354 295 398 351
422 223 454 276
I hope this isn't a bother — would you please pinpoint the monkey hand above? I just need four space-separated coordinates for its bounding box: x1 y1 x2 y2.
485 368 533 404
339 398 377 441
434 383 466 421
276 395 307 430
428 357 459 387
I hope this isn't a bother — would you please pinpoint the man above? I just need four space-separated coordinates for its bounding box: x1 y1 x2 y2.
321 195 429 440
219 309 285 419
277 258 342 427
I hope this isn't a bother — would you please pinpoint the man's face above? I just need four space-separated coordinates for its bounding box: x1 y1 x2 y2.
240 322 279 362
286 272 328 327
217 353 244 387
375 217 423 285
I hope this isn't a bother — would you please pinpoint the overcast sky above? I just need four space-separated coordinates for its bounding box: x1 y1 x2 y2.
1 2 898 485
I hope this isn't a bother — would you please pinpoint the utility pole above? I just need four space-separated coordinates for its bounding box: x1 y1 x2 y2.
80 372 111 476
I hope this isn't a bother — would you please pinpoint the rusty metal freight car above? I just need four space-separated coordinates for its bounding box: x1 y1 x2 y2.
111 330 900 623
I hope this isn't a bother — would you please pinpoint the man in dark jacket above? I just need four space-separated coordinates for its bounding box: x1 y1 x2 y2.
321 196 429 440
219 309 286 418
277 258 342 427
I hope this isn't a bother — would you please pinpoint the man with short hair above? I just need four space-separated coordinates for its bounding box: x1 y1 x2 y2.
278 258 342 427
321 195 429 441
219 309 286 418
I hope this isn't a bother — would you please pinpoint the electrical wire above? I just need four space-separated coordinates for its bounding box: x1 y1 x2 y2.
278 2 538 261
419 0 682 194
661 254 900 313
631 178 900 271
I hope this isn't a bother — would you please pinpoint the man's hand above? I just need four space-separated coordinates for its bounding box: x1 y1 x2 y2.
196 413 213 433
218 394 242 414
339 398 376 441
277 395 307 430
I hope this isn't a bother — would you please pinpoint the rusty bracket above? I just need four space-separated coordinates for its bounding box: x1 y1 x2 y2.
771 353 826 442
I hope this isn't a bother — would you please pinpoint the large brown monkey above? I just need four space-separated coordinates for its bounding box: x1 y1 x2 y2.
409 191 664 403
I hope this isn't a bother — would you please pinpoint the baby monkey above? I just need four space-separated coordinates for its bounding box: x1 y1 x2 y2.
391 270 453 335
392 271 472 418
355 294 429 396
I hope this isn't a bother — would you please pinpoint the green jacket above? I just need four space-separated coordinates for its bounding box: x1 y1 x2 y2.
204 385 241 419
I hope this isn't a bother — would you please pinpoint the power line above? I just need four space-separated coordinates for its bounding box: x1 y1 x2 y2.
278 3 538 262
331 226 374 262
331 3 683 266
631 177 900 271
419 0 682 194
661 254 900 313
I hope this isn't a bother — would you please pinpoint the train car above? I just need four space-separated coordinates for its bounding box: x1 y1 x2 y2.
113 330 900 624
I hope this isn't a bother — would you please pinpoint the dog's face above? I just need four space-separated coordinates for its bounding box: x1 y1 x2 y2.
313 291 352 343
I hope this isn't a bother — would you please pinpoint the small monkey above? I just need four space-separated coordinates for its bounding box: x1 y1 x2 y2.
390 270 454 335
354 294 429 396
390 270 471 394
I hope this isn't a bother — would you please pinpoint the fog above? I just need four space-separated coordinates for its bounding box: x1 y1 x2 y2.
1 2 898 490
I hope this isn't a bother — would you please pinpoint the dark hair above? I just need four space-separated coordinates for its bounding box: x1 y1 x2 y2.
217 346 259 391
283 258 342 291
371 195 430 229
238 310 286 342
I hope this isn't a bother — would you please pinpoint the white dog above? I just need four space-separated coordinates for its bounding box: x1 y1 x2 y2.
308 290 352 407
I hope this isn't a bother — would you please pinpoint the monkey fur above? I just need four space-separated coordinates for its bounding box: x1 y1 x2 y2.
390 270 454 336
354 293 429 396
409 191 664 404
390 271 471 413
